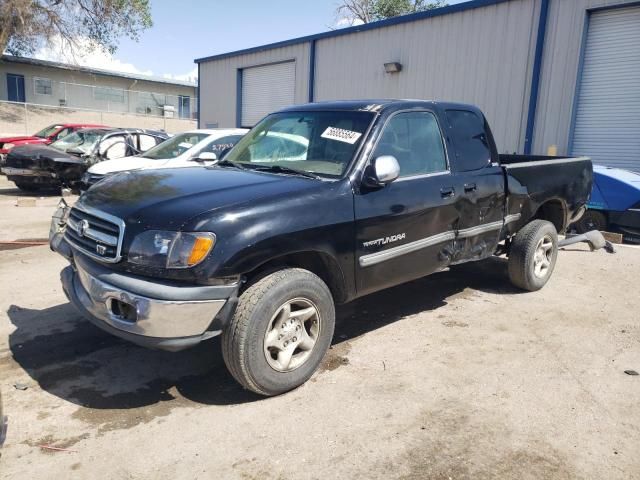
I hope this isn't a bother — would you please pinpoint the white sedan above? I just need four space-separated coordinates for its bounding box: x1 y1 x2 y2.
82 128 248 187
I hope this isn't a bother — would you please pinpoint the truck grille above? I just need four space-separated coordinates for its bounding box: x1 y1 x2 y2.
64 206 124 262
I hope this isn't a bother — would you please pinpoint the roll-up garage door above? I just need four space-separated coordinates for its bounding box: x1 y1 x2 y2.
241 61 295 127
571 5 640 172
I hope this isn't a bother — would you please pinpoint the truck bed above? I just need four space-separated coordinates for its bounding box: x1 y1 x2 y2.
499 154 592 234
499 154 583 165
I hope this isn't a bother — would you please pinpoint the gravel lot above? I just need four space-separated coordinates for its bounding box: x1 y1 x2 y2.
0 175 639 479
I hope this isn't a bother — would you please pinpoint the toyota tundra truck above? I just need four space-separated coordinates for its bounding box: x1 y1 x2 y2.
50 100 592 396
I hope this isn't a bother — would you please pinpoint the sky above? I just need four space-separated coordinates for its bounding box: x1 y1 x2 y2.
34 0 467 82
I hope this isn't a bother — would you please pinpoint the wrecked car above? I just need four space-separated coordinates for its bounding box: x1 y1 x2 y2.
0 122 106 164
50 100 592 396
2 128 168 191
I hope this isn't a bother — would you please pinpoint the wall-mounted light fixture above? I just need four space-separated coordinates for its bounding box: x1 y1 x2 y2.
384 62 403 74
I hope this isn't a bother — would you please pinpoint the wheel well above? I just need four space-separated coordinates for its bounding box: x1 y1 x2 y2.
534 200 566 233
243 251 349 304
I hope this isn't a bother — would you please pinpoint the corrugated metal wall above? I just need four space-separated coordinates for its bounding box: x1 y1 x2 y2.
198 0 639 156
313 0 540 153
532 0 638 155
199 43 309 128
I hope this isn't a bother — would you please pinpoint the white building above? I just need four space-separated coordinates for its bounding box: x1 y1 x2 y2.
195 0 640 172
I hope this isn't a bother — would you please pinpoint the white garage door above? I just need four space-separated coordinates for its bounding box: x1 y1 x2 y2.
241 61 295 127
571 5 640 172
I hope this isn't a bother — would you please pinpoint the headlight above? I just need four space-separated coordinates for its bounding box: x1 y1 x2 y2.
3 143 14 150
128 231 216 268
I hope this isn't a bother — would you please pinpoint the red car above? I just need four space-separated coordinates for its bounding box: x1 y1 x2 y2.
0 123 106 160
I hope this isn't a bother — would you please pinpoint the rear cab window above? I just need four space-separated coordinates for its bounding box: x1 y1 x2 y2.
445 109 495 171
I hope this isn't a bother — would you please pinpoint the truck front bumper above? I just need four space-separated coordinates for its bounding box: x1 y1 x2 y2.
56 238 237 352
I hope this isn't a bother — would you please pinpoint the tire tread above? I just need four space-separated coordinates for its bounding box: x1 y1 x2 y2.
222 268 330 395
508 219 557 291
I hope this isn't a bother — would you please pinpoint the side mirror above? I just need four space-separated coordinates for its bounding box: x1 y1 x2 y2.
364 155 400 187
192 151 218 162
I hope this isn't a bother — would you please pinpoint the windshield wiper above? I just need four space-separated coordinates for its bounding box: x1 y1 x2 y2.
209 158 247 170
242 164 321 180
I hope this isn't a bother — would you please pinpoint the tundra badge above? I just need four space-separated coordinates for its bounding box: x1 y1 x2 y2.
363 233 406 248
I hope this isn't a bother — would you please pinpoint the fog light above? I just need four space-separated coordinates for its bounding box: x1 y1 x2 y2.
110 299 137 323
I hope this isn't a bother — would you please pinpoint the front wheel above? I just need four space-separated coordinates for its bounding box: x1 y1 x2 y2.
222 268 335 396
508 220 558 291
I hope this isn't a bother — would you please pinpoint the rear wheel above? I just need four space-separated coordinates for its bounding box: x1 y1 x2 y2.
574 210 608 233
222 268 335 396
508 220 558 291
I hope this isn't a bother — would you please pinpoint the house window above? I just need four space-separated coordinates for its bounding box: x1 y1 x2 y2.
34 77 52 95
136 92 164 115
94 86 125 103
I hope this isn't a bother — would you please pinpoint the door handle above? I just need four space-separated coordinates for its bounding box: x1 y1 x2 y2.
464 182 477 193
440 187 455 198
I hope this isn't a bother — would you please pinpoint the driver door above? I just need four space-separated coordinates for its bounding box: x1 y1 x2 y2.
354 110 458 296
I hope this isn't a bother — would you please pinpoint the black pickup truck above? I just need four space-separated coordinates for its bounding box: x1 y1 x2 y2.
50 100 592 396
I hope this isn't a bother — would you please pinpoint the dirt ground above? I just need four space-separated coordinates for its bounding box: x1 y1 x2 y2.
0 175 639 480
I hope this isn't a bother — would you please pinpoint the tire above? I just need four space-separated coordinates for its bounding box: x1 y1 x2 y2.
574 210 608 234
508 220 558 292
222 268 336 396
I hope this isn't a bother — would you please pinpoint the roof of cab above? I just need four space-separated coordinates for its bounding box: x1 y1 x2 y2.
276 99 482 114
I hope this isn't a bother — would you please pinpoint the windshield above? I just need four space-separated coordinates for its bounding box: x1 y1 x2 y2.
141 132 209 160
51 130 103 154
34 124 62 138
223 111 374 178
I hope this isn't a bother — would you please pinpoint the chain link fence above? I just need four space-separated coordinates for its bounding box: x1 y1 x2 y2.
52 81 197 119
0 100 197 136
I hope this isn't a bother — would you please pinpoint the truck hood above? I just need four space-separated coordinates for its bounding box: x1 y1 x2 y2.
88 155 168 174
78 166 322 230
7 144 83 164
0 135 42 144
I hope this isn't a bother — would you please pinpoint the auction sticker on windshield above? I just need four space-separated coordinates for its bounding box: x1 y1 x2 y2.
321 127 362 144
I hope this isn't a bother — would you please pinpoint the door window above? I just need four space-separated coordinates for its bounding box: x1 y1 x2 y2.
53 128 72 140
137 134 161 152
99 135 128 159
373 111 447 177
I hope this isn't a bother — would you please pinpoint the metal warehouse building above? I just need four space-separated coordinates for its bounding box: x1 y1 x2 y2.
195 0 640 171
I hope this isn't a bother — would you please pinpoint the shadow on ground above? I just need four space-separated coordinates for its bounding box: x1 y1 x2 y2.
6 257 518 414
0 184 61 197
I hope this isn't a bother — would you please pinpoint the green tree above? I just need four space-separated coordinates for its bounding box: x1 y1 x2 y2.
373 0 447 20
0 0 152 57
336 0 447 25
